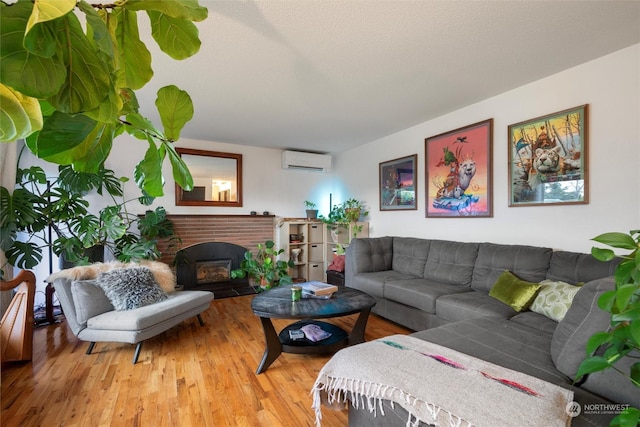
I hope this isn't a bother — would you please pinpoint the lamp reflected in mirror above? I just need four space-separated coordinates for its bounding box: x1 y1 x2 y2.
175 148 243 207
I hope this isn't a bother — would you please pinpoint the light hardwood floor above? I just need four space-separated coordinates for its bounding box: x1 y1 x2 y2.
1 294 410 427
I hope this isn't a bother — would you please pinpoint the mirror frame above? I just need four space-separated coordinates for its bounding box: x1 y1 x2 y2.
174 148 243 207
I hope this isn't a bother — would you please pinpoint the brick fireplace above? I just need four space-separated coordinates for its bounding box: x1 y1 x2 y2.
156 214 275 266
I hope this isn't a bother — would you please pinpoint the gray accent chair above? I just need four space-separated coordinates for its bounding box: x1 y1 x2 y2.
53 276 213 364
344 237 634 427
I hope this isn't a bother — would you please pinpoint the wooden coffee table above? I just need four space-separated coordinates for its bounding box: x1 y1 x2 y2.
250 284 376 374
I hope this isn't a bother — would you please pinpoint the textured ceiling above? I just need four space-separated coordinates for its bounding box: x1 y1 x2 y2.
137 0 640 154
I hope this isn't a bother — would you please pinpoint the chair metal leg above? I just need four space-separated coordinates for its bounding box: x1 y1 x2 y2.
132 342 143 364
86 342 96 355
197 314 204 326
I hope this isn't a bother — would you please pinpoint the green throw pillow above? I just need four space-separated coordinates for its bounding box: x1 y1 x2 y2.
489 270 542 312
530 279 583 322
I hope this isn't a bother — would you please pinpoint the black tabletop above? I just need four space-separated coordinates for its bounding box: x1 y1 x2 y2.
251 284 376 319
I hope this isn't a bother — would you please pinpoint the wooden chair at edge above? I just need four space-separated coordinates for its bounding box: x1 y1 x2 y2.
0 270 36 363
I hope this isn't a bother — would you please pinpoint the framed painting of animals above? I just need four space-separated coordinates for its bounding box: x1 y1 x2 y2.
379 154 418 211
508 104 588 207
425 119 493 218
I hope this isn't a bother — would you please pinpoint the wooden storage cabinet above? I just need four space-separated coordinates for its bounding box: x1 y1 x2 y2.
277 219 368 283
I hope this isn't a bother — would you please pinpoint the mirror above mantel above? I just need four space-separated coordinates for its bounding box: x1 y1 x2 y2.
175 148 243 207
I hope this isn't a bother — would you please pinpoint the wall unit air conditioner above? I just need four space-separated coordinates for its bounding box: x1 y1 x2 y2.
282 150 332 172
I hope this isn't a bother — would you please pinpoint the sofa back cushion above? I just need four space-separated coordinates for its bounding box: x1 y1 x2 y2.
471 243 552 292
546 250 620 284
71 280 114 326
423 240 478 286
347 237 393 274
391 237 431 277
550 277 613 378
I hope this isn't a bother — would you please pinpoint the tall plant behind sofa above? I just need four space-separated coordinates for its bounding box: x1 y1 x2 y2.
576 230 640 427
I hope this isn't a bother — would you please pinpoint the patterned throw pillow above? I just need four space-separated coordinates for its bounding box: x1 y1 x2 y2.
530 279 582 322
97 267 168 311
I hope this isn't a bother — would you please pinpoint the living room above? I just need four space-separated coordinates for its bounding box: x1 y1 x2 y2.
1 1 639 426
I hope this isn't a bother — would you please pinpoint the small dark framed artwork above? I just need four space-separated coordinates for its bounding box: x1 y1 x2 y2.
379 154 418 211
508 104 588 206
425 119 493 218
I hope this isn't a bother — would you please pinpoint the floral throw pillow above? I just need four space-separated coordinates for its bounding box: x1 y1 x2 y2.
530 279 582 322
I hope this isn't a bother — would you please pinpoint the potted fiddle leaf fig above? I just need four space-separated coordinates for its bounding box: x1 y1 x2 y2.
575 230 640 427
230 240 295 291
0 0 207 196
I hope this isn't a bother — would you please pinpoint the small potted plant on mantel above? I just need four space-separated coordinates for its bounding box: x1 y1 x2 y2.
230 240 295 291
304 200 318 219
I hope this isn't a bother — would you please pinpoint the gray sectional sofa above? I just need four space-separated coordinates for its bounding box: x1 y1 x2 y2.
344 236 637 427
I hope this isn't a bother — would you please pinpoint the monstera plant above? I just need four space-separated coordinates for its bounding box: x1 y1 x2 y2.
0 153 180 273
0 0 208 196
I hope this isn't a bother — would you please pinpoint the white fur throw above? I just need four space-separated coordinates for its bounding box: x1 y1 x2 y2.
312 334 573 427
47 260 176 293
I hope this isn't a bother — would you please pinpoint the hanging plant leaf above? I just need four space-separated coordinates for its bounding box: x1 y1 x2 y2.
134 140 165 197
163 141 194 191
156 85 194 141
147 11 201 60
126 0 208 22
0 0 66 99
25 0 75 34
0 83 43 142
115 8 153 90
34 111 97 159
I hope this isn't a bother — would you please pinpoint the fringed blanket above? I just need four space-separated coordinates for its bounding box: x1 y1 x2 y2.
311 335 573 427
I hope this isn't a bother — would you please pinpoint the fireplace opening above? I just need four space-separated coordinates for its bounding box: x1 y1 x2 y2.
175 242 250 293
195 259 232 284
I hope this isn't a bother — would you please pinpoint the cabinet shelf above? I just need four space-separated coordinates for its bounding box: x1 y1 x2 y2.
276 219 368 282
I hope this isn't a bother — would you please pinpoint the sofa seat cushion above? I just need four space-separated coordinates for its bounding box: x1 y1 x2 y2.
436 291 516 322
384 279 470 313
87 291 213 331
509 311 558 334
411 317 567 385
350 271 416 298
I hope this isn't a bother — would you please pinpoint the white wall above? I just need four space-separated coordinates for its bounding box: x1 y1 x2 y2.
335 45 640 253
102 138 337 219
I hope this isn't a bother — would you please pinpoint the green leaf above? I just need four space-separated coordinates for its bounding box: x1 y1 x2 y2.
631 319 640 344
5 241 43 270
25 0 75 34
575 356 611 380
0 83 43 142
591 246 616 262
156 85 194 140
163 141 194 191
99 207 128 241
592 232 639 251
147 11 201 60
612 307 640 322
610 407 640 427
78 1 115 59
0 0 67 98
72 214 102 247
68 123 115 173
134 141 165 197
34 111 97 159
616 283 638 312
47 13 111 114
125 0 208 22
0 187 43 229
584 331 612 355
124 112 163 140
597 289 618 312
115 8 153 90
631 362 640 387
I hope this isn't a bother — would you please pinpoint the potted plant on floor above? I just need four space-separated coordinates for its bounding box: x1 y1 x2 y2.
0 155 179 272
575 230 639 427
230 241 295 291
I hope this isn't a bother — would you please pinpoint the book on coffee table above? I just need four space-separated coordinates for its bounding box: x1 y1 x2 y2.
299 281 338 297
